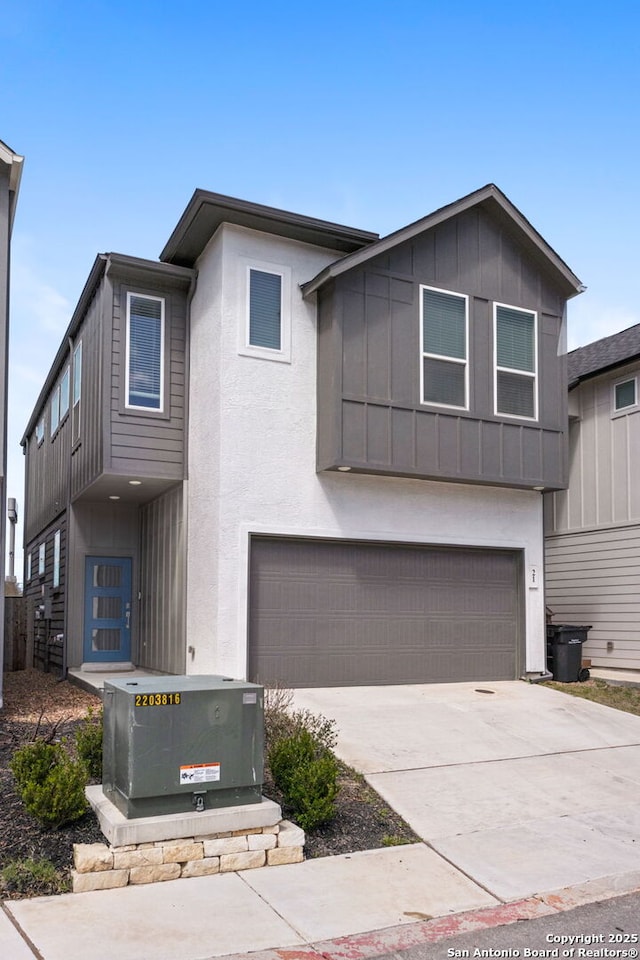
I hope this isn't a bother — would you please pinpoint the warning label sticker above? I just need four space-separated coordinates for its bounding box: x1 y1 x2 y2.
179 763 221 784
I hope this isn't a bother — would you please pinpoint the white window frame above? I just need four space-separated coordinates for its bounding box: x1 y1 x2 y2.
59 366 70 422
26 552 32 582
73 340 82 442
125 292 165 412
419 284 469 411
50 385 60 436
612 375 638 414
239 260 292 363
53 530 61 589
35 418 44 446
38 542 46 577
73 341 82 406
493 302 538 421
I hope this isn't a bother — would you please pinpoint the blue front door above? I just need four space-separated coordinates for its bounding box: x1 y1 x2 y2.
83 557 132 663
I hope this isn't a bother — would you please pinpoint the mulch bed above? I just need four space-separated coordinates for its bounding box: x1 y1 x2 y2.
0 669 417 898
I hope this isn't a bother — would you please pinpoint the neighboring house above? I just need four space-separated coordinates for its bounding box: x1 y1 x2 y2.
0 140 23 707
21 184 583 687
545 324 640 671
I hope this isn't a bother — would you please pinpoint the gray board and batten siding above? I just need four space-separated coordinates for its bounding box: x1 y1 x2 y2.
545 525 640 671
22 254 194 530
22 253 193 673
138 484 187 675
22 512 68 673
544 352 640 671
248 536 524 688
316 202 574 491
108 260 190 483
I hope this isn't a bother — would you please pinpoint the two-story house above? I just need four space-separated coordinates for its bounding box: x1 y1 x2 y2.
21 184 583 686
1 139 23 706
545 324 640 673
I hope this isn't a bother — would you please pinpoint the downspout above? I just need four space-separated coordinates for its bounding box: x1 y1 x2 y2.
182 269 197 672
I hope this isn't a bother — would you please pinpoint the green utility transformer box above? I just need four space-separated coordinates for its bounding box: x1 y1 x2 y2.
102 676 264 819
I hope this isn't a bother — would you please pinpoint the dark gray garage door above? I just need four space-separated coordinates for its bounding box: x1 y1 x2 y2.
248 537 522 687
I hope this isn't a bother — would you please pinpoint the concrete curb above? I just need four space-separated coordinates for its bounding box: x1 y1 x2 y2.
221 874 640 960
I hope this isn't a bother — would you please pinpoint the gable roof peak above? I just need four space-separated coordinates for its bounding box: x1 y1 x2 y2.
302 184 584 300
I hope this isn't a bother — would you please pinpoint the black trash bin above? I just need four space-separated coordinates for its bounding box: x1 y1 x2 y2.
547 624 591 682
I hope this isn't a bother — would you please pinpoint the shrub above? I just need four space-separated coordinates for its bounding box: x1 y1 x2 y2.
10 737 59 789
10 739 89 829
264 685 338 754
268 728 339 831
75 706 103 781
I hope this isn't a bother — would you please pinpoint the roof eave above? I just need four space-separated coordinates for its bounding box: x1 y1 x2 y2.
160 189 379 266
21 253 196 445
569 351 640 389
0 141 24 232
21 254 108 445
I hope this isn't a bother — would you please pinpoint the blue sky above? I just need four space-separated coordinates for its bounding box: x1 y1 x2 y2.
3 0 640 572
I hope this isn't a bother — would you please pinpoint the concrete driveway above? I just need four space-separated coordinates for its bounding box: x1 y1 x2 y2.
293 681 640 902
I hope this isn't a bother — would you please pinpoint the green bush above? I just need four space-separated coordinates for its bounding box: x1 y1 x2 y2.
10 736 59 788
75 706 103 781
268 728 339 831
10 739 89 829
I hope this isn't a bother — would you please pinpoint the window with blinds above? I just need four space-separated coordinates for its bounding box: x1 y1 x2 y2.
420 286 468 408
126 293 164 410
494 303 537 419
249 269 282 350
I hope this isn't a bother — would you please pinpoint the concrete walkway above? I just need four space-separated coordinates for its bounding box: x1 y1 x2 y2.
2 680 640 959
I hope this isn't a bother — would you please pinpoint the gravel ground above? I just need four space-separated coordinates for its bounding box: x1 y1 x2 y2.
0 669 417 898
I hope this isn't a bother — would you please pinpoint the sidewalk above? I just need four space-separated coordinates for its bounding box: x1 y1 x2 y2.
2 845 640 960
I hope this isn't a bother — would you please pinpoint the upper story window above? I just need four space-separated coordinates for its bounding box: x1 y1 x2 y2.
250 269 281 349
613 376 637 412
59 366 70 422
72 341 82 442
240 262 291 363
50 384 60 436
38 542 46 577
420 286 468 409
26 552 32 582
35 418 45 446
126 293 164 411
49 365 70 437
494 303 538 420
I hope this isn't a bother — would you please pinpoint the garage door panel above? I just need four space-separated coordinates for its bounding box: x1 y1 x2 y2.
249 538 522 687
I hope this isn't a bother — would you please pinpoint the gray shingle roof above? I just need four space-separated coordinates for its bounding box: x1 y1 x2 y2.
568 323 640 385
